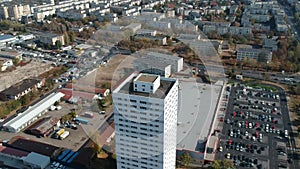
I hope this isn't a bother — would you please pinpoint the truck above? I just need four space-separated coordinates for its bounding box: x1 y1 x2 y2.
56 129 65 138
60 131 70 140
84 112 94 118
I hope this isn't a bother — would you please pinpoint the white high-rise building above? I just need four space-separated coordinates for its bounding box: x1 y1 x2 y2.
113 73 178 169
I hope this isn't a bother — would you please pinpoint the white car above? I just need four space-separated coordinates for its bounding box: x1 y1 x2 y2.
245 131 249 137
219 146 223 152
284 130 288 138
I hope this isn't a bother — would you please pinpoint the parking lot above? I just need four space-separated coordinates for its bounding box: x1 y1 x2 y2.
216 83 295 169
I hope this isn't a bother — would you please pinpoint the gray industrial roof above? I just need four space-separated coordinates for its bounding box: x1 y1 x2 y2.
176 81 222 151
22 152 50 167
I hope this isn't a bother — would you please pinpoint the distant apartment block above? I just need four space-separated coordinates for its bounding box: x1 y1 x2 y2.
113 73 178 169
0 4 31 20
133 52 183 77
237 48 272 63
57 9 86 20
203 25 252 36
229 26 252 36
263 38 278 51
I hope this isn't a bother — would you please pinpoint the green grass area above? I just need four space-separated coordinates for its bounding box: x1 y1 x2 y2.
245 83 277 92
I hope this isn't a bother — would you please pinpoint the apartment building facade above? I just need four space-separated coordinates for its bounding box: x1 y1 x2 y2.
113 73 178 169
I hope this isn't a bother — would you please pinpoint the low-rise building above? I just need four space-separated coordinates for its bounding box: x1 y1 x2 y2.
229 5 239 15
39 33 65 46
0 143 50 169
124 23 142 33
0 48 22 60
135 29 157 36
7 136 60 157
134 34 167 45
2 92 65 133
0 58 13 71
0 78 44 101
0 34 17 47
26 116 60 137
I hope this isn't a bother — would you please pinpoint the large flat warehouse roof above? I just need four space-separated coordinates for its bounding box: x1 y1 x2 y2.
3 92 65 132
176 80 222 151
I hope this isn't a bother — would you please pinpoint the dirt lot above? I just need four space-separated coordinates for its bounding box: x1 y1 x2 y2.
88 54 136 89
0 60 52 91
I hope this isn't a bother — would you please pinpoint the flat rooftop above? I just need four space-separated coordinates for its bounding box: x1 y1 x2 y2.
135 74 158 83
176 80 222 151
0 78 41 96
115 73 176 99
7 136 60 157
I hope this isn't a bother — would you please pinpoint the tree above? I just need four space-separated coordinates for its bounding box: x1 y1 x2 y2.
13 57 20 65
258 52 267 63
213 160 234 169
55 40 62 49
54 101 60 106
69 31 76 43
180 152 191 167
213 160 221 169
70 110 77 118
63 32 70 45
20 94 31 106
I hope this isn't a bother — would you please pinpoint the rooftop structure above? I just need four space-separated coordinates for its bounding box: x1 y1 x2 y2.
117 73 175 99
135 73 158 83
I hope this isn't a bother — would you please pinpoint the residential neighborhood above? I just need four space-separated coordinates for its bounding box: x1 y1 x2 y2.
0 0 299 169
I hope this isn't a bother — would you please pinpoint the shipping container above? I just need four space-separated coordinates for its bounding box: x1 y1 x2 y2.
75 117 89 124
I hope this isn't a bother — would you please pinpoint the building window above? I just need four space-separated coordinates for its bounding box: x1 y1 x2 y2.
140 101 147 104
131 105 137 108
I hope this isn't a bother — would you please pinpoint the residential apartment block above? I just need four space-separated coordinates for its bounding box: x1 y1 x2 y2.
237 48 272 63
113 73 178 169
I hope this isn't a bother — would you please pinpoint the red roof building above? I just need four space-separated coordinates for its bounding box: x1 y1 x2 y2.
0 143 29 157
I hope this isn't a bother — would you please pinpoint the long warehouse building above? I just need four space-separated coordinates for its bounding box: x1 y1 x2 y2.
3 92 65 133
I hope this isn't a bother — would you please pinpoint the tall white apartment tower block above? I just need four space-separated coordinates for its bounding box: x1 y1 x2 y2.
113 73 178 169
